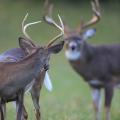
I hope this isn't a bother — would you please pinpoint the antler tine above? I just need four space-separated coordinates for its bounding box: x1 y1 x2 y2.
47 14 64 47
43 0 57 28
43 0 64 47
43 0 64 31
82 0 101 29
92 0 101 17
22 13 42 39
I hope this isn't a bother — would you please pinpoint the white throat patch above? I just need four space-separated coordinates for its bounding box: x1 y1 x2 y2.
65 50 81 61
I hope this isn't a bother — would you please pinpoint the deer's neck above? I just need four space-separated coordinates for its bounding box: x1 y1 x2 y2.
69 43 94 79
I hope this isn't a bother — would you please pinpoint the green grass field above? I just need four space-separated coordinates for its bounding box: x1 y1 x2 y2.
0 1 120 120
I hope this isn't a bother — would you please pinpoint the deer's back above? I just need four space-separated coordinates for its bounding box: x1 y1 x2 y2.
0 48 26 62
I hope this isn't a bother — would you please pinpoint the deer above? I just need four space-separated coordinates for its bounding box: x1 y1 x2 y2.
0 13 64 120
0 13 55 120
43 0 120 120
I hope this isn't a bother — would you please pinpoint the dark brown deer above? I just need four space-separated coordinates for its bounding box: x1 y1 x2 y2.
0 13 64 120
44 0 120 120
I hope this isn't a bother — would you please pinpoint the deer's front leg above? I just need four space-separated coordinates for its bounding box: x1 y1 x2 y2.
0 100 4 120
14 102 28 120
1 103 6 120
30 79 42 120
31 88 41 120
22 105 28 120
16 90 24 120
91 87 101 120
31 71 45 120
104 85 114 120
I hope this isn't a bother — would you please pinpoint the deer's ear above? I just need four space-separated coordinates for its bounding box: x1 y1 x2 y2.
19 37 36 54
48 41 64 54
83 28 96 40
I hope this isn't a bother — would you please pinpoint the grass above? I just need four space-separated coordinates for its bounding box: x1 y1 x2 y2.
0 0 120 120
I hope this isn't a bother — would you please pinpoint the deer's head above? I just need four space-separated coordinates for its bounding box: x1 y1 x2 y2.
64 26 97 61
64 0 101 61
43 0 101 61
19 13 64 71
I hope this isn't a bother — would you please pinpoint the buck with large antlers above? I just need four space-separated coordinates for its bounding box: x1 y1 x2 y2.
0 13 64 120
44 0 120 120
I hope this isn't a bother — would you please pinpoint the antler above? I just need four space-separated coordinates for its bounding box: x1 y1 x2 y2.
46 14 64 47
43 0 64 47
22 13 41 39
82 0 101 29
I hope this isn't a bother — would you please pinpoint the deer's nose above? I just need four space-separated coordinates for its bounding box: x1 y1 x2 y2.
71 45 76 51
69 42 77 51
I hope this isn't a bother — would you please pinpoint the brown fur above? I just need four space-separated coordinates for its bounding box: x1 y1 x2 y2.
0 37 64 120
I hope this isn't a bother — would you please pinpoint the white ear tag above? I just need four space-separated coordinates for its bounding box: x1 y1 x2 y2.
44 71 53 92
83 29 96 40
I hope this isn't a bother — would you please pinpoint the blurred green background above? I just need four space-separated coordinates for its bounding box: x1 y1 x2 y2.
0 0 120 120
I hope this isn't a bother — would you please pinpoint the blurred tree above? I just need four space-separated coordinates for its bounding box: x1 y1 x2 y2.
40 0 120 3
7 0 120 2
